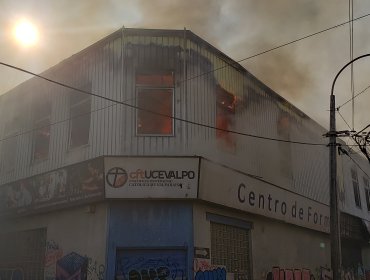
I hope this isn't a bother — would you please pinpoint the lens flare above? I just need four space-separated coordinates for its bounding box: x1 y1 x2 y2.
13 19 39 47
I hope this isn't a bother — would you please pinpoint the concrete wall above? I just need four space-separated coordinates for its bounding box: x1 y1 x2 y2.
0 203 108 280
193 203 331 280
106 201 194 280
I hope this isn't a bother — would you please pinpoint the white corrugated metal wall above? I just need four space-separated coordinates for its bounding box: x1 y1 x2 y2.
0 28 369 219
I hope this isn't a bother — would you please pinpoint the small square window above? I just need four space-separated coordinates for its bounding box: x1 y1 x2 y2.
136 72 174 136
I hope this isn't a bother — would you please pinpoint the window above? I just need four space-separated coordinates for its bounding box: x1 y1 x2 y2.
277 112 292 178
136 72 174 135
351 168 362 208
69 91 91 148
363 177 370 211
216 85 236 149
33 97 52 161
1 120 18 173
211 222 251 280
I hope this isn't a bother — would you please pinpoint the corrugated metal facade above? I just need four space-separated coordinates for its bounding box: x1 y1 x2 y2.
0 28 368 217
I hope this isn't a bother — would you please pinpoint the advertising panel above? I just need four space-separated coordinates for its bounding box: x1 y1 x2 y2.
0 158 104 216
199 159 330 233
105 157 199 199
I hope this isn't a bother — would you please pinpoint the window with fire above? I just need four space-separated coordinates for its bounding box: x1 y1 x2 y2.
33 96 52 161
136 72 174 135
216 85 236 149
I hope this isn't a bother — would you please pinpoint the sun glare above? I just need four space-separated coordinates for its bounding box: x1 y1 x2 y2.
13 19 39 47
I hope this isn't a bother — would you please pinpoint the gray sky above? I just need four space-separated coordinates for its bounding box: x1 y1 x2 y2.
1 0 370 132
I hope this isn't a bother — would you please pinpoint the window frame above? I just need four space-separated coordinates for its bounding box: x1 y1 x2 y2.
351 168 362 209
68 92 92 149
32 97 52 162
1 121 18 173
135 72 175 137
216 85 236 150
363 177 370 212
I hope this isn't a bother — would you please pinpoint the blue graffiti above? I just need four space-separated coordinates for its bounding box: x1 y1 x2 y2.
128 266 170 280
195 268 226 280
116 250 186 280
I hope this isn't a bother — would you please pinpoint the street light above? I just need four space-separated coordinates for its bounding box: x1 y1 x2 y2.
329 53 370 279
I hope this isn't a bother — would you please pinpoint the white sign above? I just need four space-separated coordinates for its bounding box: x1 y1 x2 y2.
199 160 330 233
105 157 199 198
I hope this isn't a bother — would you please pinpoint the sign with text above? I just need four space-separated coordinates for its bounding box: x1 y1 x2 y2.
0 158 104 216
199 160 330 233
105 157 199 198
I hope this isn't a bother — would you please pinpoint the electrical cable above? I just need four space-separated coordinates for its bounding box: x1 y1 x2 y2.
337 110 352 130
180 12 370 84
3 13 370 147
0 62 328 146
346 151 370 179
336 110 363 154
0 102 119 144
337 83 370 109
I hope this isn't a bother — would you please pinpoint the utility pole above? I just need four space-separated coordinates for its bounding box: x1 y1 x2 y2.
329 53 370 279
329 93 341 280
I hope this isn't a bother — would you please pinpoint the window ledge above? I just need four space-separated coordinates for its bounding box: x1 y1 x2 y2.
67 143 90 153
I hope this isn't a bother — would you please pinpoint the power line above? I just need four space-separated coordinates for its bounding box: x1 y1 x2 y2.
0 62 327 146
337 83 370 109
336 110 364 154
337 110 352 130
349 0 355 130
347 151 370 179
0 102 119 144
4 13 370 147
181 12 370 84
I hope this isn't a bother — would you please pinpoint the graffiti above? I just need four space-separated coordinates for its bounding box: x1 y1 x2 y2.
194 259 214 272
128 266 171 280
56 252 88 280
0 268 24 280
116 249 186 280
43 238 105 280
195 267 226 280
265 266 370 280
317 267 332 280
266 267 314 280
86 256 106 280
45 240 64 267
44 240 64 280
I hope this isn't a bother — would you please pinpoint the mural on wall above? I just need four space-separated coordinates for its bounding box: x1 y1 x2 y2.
115 249 186 280
0 158 104 216
44 240 106 280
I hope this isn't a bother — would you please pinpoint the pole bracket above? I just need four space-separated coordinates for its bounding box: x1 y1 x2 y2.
323 130 351 138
